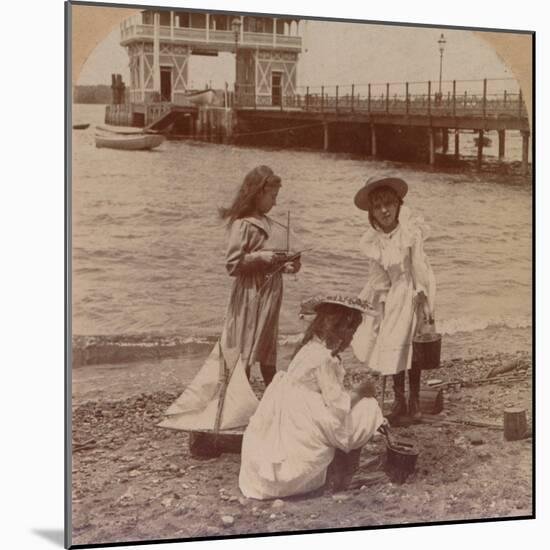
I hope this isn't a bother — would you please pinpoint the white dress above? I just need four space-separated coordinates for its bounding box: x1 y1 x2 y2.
239 339 384 500
351 207 436 376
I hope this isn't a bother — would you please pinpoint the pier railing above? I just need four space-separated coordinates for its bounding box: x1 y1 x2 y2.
234 78 528 119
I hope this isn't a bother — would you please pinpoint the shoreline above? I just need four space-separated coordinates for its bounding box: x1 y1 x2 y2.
72 324 531 371
71 349 532 546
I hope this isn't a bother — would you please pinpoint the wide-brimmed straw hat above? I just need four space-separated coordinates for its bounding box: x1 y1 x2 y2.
300 294 374 316
354 176 408 211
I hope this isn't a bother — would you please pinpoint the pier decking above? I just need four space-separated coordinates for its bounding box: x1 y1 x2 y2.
108 8 530 173
106 78 530 172
230 78 530 171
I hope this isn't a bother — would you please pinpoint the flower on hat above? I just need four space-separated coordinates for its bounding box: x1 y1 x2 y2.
299 294 375 316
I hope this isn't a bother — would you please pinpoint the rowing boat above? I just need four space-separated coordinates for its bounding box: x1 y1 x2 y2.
96 124 157 135
95 132 165 151
185 88 217 106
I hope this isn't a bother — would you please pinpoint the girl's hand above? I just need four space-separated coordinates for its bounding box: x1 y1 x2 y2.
413 290 427 309
283 259 302 274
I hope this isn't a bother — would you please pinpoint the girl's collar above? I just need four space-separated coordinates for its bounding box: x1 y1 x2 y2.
378 223 401 239
241 215 272 235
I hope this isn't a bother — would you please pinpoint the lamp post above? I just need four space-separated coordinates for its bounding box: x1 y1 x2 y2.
232 17 241 103
437 33 446 102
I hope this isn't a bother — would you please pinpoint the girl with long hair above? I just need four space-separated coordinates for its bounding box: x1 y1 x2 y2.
239 296 385 499
220 165 300 386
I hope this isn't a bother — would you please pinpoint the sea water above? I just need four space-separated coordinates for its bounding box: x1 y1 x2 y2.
71 104 532 366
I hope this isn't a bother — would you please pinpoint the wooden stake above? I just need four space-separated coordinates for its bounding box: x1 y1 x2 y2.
503 407 528 441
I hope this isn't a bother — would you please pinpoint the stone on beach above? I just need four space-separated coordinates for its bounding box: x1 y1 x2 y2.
221 515 235 527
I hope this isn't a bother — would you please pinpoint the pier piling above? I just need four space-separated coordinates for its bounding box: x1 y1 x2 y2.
429 128 435 165
521 131 530 175
498 130 506 161
442 129 449 154
370 124 377 157
477 130 484 169
323 121 330 151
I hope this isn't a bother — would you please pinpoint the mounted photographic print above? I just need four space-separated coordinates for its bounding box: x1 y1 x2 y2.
66 0 534 547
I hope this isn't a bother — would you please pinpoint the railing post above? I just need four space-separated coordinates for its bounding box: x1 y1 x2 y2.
406 82 409 115
452 80 456 117
351 84 355 112
306 86 309 111
321 86 324 113
428 81 431 116
464 91 467 109
368 84 371 113
386 82 390 113
518 88 523 117
482 78 487 119
503 89 507 106
336 85 339 113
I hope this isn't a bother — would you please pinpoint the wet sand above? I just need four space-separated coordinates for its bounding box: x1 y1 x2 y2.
71 349 532 546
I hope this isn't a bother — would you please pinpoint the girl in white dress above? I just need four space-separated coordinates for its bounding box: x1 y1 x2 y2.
239 295 385 500
351 176 436 424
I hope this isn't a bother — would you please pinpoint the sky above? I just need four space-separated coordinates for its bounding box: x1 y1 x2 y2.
76 13 516 94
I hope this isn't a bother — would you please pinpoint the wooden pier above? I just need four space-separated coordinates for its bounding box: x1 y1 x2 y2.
106 77 529 173
231 78 530 173
107 8 530 173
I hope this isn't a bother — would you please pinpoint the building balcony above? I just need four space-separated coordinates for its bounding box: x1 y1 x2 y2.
120 22 302 53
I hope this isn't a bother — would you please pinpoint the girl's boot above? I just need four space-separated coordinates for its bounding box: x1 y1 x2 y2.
325 448 361 492
386 371 407 425
260 363 276 387
408 366 422 421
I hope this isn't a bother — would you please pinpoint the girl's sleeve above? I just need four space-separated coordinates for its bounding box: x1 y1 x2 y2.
411 229 436 316
225 220 271 276
315 357 351 423
358 259 391 305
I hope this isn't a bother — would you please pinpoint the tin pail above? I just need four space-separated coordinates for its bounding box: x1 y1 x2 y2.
412 332 442 370
379 426 419 484
419 388 444 414
385 436 419 484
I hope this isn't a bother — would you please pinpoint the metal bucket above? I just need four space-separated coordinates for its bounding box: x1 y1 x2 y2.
379 426 419 484
412 332 442 370
419 388 444 414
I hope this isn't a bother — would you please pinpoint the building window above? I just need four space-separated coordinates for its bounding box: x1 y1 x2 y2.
190 13 206 29
177 12 190 27
210 15 228 30
142 11 153 25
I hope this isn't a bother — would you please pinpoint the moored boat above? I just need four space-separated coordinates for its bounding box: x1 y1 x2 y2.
185 88 217 106
96 124 158 135
95 132 165 150
73 123 90 130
